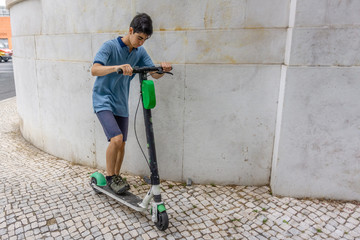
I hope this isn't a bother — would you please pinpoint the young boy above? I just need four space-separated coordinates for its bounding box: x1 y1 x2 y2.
91 13 172 194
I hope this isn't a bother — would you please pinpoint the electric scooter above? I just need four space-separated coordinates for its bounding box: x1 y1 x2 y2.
90 66 172 231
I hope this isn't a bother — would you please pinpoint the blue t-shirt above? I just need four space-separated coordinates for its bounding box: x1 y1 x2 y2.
92 37 154 117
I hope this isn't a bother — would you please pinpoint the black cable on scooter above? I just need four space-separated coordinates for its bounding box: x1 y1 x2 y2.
134 92 150 168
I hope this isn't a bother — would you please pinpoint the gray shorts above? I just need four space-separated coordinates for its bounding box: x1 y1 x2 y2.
96 110 129 142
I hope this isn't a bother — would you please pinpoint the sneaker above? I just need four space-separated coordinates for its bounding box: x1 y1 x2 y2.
106 175 113 185
110 175 130 194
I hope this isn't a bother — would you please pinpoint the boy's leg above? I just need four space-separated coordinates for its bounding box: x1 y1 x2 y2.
113 115 129 175
96 111 129 194
114 141 126 175
96 111 125 176
106 134 124 176
106 134 129 194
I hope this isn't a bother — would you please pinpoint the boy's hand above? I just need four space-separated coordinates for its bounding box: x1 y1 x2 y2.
119 64 133 76
160 62 172 72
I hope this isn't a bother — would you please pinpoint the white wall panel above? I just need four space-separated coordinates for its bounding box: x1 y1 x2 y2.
186 29 286 64
35 34 92 62
144 31 187 64
11 36 36 59
183 64 281 185
134 0 247 30
41 0 132 34
245 0 290 28
35 60 95 166
289 28 360 66
271 67 360 201
9 0 42 36
296 0 360 27
12 57 43 149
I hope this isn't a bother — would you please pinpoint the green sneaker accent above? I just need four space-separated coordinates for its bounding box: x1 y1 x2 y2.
90 172 107 186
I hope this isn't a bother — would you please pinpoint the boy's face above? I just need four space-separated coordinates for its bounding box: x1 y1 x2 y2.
129 27 150 48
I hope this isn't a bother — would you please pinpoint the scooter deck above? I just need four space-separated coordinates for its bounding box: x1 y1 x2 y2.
91 183 147 212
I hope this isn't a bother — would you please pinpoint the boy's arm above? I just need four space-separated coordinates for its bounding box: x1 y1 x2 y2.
150 62 172 79
91 63 133 76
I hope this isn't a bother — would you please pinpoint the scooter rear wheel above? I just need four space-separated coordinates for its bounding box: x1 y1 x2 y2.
155 211 169 231
90 177 102 194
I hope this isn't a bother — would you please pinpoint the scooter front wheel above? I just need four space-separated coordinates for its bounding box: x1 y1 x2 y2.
155 211 169 231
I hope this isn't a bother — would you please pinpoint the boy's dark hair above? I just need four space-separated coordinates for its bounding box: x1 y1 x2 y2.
130 13 153 36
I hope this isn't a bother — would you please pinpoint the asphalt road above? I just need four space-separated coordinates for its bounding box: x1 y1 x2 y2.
0 60 15 101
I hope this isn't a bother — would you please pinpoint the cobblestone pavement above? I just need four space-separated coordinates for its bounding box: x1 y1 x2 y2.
1 97 360 240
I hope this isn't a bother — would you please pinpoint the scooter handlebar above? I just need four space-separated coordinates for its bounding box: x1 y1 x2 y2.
116 66 172 75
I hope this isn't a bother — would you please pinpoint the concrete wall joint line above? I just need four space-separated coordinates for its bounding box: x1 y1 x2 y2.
12 34 41 38
284 0 297 65
270 0 296 187
33 35 38 61
155 27 289 31
32 59 92 64
289 0 297 28
292 25 360 29
244 0 248 29
11 29 290 38
181 64 186 182
11 56 35 60
183 63 285 66
11 29 293 38
33 55 44 149
270 65 287 190
181 31 188 182
286 64 360 68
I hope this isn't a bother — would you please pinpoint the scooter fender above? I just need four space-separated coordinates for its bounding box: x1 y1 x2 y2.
91 172 107 186
151 202 166 222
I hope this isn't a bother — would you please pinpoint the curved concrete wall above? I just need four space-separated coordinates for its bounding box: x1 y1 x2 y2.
9 0 286 186
8 0 360 201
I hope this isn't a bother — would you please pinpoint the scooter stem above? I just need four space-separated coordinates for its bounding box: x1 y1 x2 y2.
139 72 161 186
